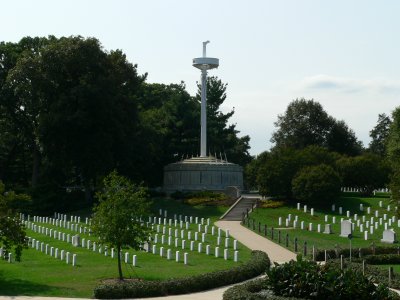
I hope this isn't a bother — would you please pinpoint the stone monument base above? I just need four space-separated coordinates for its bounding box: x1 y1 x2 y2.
163 156 243 192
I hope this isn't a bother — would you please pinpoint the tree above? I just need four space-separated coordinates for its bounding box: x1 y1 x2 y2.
0 181 30 261
196 76 251 166
244 152 268 190
292 164 341 205
387 107 400 202
271 98 333 150
0 36 57 187
271 98 362 155
369 113 392 156
91 171 151 280
257 148 302 198
326 120 362 156
336 154 390 196
256 146 340 198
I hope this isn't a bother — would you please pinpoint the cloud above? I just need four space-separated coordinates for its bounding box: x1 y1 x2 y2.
298 74 400 95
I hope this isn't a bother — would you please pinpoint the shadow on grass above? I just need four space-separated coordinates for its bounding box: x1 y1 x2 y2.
0 270 63 296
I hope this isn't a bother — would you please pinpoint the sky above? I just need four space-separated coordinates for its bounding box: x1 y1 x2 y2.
2 0 400 155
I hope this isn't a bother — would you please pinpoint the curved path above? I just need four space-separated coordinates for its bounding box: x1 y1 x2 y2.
216 220 296 264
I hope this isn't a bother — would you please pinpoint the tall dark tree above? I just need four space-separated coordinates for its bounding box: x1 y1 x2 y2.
137 82 199 185
336 154 390 196
387 107 400 202
271 98 332 150
271 98 362 155
0 36 57 186
196 76 251 166
369 113 392 156
326 120 362 156
37 37 145 202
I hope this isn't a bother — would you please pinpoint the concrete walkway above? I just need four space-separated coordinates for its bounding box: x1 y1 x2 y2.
216 220 297 264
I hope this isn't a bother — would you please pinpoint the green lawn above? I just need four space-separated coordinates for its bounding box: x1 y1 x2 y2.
0 198 251 297
248 193 397 253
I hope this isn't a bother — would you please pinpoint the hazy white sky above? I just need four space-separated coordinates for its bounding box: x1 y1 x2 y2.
2 0 400 155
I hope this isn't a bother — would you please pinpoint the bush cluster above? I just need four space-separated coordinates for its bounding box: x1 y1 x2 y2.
224 257 399 299
94 250 270 299
327 260 400 290
361 254 400 265
315 246 400 261
170 190 229 206
223 278 302 300
259 200 285 209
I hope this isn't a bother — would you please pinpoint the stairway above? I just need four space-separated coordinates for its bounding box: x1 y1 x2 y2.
221 197 257 221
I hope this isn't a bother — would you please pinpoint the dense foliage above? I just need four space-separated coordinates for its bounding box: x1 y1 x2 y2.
266 257 394 300
271 98 362 156
387 107 400 203
0 36 250 211
91 171 151 279
0 181 30 261
93 250 270 298
291 164 341 205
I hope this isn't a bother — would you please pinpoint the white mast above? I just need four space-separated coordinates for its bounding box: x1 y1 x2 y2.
192 41 219 157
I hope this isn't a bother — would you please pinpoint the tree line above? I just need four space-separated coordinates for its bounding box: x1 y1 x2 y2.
246 98 400 204
0 36 251 213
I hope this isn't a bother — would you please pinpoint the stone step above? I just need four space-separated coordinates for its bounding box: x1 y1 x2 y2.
222 197 256 221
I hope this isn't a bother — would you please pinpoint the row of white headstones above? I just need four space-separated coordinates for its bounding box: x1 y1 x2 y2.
341 187 390 193
23 209 237 266
275 202 398 240
26 236 77 265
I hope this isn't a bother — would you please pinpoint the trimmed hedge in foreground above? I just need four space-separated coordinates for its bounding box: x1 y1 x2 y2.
224 258 400 300
93 250 270 299
223 278 303 300
315 246 400 261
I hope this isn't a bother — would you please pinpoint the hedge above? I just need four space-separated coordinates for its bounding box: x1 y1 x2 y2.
94 250 271 299
315 245 400 261
222 278 304 300
327 260 400 291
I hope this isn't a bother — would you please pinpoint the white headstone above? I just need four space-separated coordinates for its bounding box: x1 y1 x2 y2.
340 220 352 237
323 224 332 234
364 231 368 240
381 229 396 243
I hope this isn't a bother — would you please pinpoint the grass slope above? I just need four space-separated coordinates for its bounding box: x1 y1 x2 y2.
0 198 251 297
248 193 397 252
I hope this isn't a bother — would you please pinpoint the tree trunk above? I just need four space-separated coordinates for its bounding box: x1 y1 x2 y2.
31 144 40 187
117 245 123 280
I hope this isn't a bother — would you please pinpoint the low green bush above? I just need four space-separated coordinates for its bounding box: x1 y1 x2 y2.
94 250 270 299
315 246 400 261
223 278 302 300
266 256 397 300
362 254 400 265
327 259 400 290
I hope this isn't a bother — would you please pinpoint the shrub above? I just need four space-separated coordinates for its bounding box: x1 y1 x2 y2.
94 250 270 299
259 200 285 209
223 278 304 300
292 164 341 205
315 246 400 261
361 254 400 265
265 256 397 300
